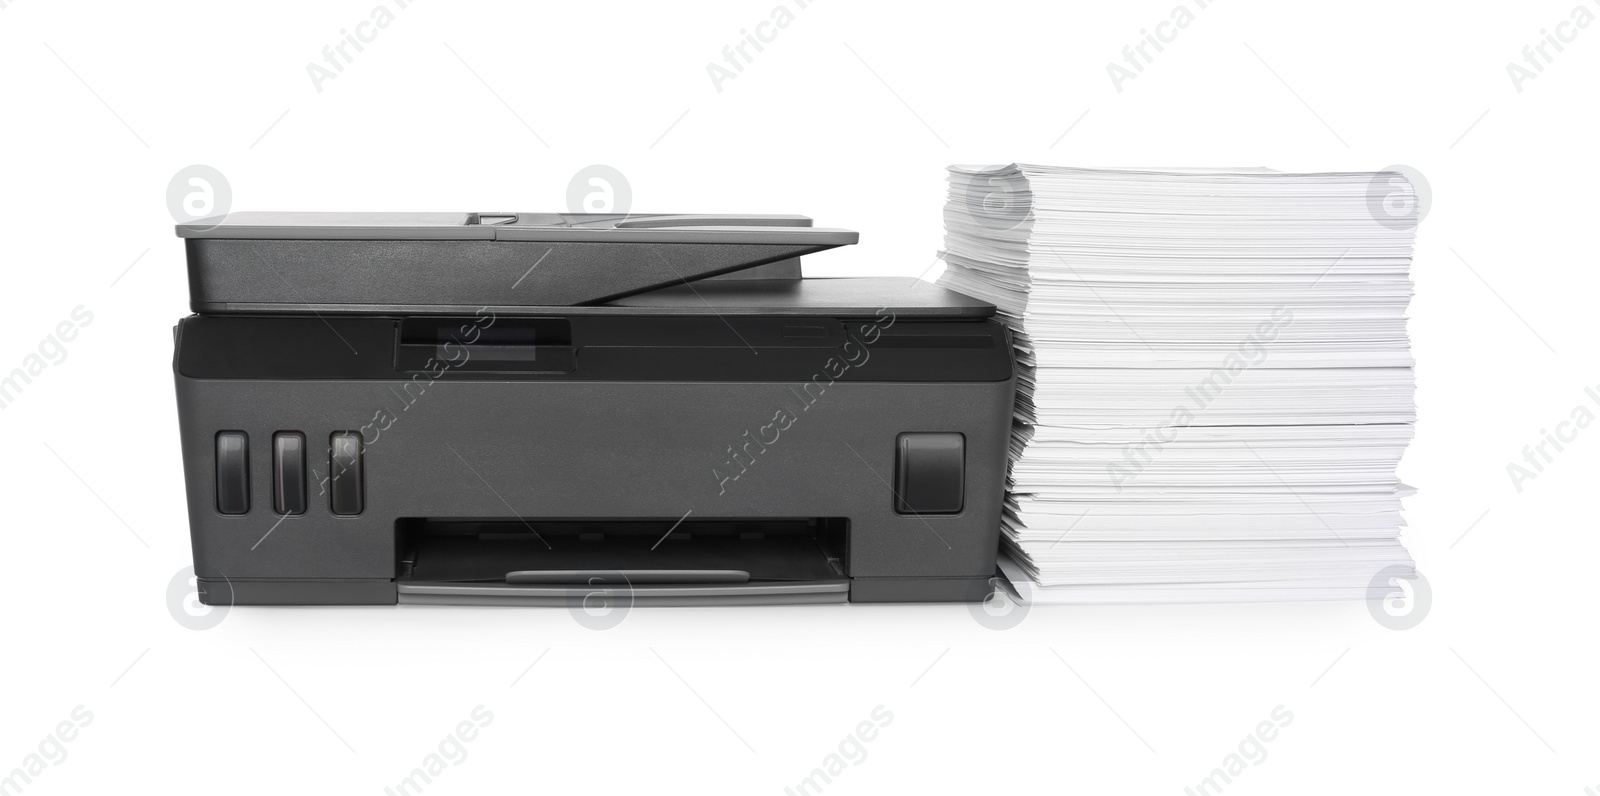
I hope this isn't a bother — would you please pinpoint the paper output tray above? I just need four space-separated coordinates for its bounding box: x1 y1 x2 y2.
394 517 850 607
396 580 848 606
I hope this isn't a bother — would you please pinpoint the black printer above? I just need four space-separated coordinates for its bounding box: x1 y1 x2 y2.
172 212 1015 606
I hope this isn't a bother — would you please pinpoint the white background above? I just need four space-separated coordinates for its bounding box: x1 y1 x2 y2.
1 1 1596 793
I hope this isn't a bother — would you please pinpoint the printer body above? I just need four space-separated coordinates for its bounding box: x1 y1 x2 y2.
173 213 1014 606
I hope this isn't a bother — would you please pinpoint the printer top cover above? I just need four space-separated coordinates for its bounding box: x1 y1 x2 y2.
180 212 993 317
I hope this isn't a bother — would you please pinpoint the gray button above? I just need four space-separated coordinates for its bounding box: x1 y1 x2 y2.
329 432 364 515
215 431 249 515
895 433 964 514
273 432 306 515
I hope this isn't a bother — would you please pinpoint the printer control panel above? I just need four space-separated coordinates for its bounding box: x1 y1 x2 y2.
212 430 363 518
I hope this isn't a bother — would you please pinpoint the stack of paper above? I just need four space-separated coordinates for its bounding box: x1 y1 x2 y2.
938 164 1418 603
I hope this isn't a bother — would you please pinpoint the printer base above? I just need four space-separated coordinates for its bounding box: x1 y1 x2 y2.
848 577 995 604
196 578 397 606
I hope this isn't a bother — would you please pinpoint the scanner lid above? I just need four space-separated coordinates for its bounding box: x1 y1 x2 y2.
178 212 869 310
176 212 858 245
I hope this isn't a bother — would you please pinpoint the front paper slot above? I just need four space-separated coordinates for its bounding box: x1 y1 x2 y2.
396 517 848 585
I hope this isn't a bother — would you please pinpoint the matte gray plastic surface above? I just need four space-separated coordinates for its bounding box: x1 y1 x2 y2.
848 576 994 603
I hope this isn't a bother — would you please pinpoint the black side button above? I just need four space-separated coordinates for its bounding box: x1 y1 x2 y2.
215 431 249 515
329 432 364 516
273 432 306 515
895 433 964 514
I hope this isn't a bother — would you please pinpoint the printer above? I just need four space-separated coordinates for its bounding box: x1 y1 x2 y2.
172 212 1015 606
